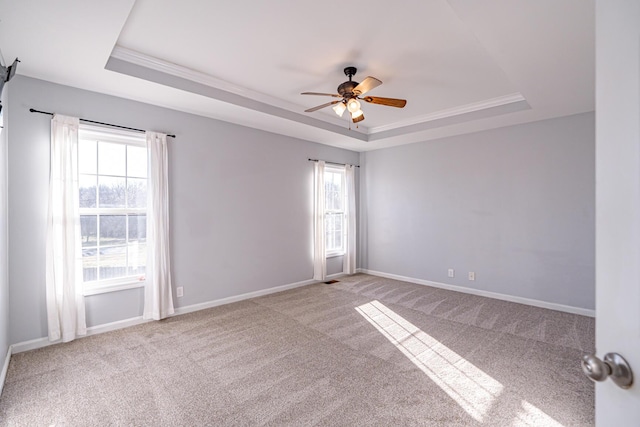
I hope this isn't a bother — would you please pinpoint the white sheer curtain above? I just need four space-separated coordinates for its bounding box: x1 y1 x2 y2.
343 164 357 274
313 160 326 281
143 131 175 320
46 114 86 342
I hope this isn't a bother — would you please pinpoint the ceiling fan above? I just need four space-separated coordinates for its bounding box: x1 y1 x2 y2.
301 66 407 123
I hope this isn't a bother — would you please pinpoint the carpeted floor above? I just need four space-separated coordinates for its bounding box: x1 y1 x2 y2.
0 274 595 426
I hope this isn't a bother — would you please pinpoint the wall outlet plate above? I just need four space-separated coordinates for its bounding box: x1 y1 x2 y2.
448 269 455 278
177 286 184 297
468 272 475 281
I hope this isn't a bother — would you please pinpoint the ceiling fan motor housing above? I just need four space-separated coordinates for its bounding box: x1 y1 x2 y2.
337 81 359 98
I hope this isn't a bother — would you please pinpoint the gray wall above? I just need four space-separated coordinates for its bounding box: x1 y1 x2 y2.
0 83 9 366
5 73 595 347
8 76 359 344
361 112 595 310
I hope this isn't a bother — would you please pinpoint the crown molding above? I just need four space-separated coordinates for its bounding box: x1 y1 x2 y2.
111 46 274 102
110 46 363 132
368 93 527 134
109 46 530 143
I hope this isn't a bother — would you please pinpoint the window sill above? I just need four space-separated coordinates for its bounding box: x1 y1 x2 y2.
83 280 145 296
326 252 345 259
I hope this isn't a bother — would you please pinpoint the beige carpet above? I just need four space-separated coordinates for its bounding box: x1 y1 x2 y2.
0 274 594 426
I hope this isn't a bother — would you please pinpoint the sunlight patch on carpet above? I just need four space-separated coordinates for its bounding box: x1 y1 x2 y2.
356 300 503 422
511 400 564 427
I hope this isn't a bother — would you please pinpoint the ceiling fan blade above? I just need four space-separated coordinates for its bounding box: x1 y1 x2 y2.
353 77 382 96
301 92 342 97
305 100 341 112
362 96 407 108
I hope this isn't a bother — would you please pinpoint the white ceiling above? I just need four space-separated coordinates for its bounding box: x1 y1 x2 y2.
0 0 594 151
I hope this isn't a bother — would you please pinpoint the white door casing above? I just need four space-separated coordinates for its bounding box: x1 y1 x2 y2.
595 0 640 425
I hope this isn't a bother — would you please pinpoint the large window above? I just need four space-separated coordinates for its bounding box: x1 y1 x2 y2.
324 165 347 256
77 126 147 294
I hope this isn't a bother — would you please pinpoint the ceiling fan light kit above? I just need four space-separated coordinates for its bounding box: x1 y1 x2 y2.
332 102 347 117
351 110 365 123
347 98 361 113
301 66 407 124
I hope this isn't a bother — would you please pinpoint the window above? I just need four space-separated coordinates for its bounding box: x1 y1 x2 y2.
324 165 347 256
77 126 147 294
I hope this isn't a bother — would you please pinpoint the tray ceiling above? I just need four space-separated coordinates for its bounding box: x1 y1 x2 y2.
0 0 594 151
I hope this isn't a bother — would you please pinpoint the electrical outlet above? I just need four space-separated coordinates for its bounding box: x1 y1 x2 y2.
177 286 184 297
448 268 455 278
468 272 475 281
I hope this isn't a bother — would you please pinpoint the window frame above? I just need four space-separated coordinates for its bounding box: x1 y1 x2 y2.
77 125 148 295
324 165 348 258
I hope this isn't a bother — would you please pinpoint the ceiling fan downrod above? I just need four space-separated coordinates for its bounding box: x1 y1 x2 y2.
338 66 359 98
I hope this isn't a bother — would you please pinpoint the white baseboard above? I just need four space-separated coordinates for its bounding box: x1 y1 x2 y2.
11 276 320 354
11 316 153 354
358 269 596 317
0 345 11 397
173 277 316 316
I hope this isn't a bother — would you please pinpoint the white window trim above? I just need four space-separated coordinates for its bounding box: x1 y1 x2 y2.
326 252 344 259
79 124 147 147
83 280 145 296
78 125 147 295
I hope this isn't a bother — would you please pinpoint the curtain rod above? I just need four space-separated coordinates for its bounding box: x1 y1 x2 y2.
308 158 360 168
29 108 176 138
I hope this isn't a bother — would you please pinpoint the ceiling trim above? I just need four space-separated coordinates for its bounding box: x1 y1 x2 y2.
368 97 531 142
106 52 369 142
108 47 532 144
368 92 527 134
110 46 355 130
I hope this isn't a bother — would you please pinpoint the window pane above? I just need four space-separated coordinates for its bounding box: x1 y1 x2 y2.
99 215 126 246
128 243 146 277
99 245 127 280
99 176 126 208
330 190 343 211
98 142 126 176
127 145 147 178
128 214 146 243
325 214 334 249
335 190 344 210
78 140 97 174
79 174 97 208
333 221 343 250
331 171 341 188
325 171 343 211
325 213 344 252
325 190 333 211
82 248 98 282
127 178 147 208
80 215 97 248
